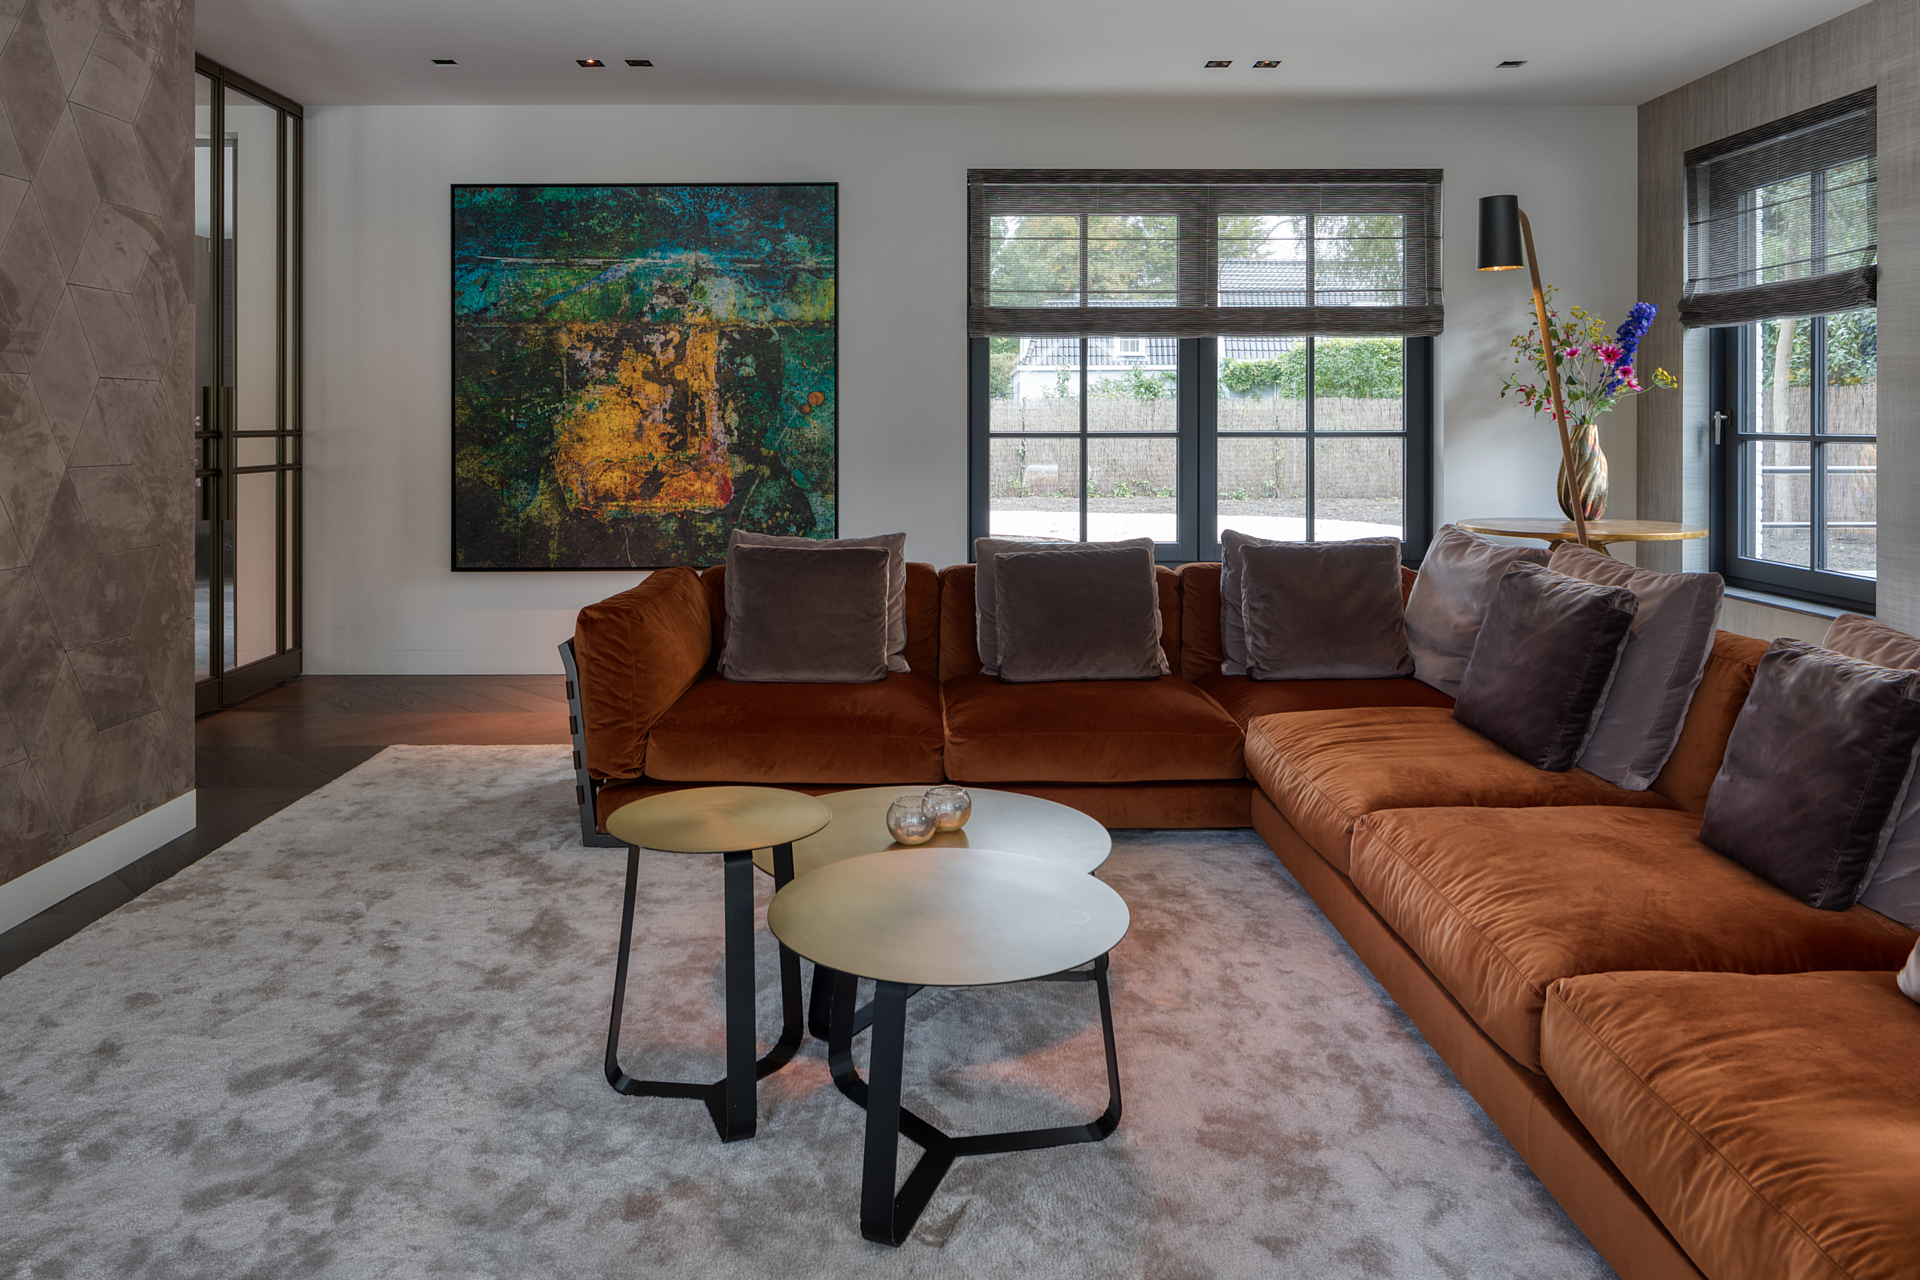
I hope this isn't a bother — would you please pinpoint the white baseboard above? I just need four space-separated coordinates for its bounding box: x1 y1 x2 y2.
0 792 198 936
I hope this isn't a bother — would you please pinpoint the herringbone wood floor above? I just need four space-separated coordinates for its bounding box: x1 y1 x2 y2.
0 676 572 978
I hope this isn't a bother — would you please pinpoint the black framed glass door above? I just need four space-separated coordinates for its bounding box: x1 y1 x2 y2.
195 58 303 712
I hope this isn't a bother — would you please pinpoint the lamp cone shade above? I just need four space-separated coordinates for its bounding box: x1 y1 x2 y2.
1478 194 1524 270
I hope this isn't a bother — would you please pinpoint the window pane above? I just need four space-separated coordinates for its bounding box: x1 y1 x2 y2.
1316 437 1404 539
1745 438 1811 566
1753 317 1811 434
989 437 1080 539
1087 335 1176 432
1313 214 1406 306
232 470 279 667
1755 174 1813 285
1824 440 1876 578
235 436 278 466
988 214 1082 307
1218 216 1307 306
1087 437 1176 541
993 336 1079 432
1085 215 1177 306
1218 335 1305 432
1825 308 1876 434
1218 438 1305 542
1824 159 1877 273
228 89 281 434
1313 336 1404 431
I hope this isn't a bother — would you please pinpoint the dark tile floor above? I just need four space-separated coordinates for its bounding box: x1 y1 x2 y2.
0 675 571 979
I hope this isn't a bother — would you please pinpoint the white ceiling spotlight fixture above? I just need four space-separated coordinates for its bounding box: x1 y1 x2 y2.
576 57 604 67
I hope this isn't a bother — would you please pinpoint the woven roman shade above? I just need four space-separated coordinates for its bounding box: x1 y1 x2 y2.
967 169 1443 337
1681 89 1877 329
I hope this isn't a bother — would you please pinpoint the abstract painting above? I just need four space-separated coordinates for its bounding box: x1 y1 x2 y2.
451 184 837 569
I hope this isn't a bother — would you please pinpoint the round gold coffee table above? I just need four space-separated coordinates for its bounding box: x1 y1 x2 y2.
603 785 831 1143
768 848 1130 1246
1455 517 1707 557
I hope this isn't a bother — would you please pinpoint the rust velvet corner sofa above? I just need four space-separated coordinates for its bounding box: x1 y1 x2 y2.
563 557 1920 1280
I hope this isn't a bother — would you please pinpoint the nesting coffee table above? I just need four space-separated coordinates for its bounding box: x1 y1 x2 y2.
751 786 1112 1039
768 848 1131 1246
603 785 831 1142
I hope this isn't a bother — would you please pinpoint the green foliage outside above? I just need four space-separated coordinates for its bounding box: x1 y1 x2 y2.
1091 366 1177 400
1219 337 1404 399
1764 310 1877 386
987 336 1020 398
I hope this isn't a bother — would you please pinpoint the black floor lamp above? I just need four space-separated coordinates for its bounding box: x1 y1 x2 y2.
1477 194 1590 549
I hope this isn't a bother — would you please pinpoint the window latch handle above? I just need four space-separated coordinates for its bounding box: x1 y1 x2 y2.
1711 411 1728 446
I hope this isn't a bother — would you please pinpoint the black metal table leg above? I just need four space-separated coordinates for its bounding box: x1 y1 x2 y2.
604 843 806 1143
828 955 1123 1246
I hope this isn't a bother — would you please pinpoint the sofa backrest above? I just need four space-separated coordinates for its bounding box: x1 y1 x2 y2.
695 561 942 678
1176 560 1419 682
937 562 1181 682
573 566 711 781
1649 629 1770 813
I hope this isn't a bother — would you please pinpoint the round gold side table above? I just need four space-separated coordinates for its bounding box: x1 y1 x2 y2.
769 848 1131 1246
603 785 831 1143
1455 517 1708 558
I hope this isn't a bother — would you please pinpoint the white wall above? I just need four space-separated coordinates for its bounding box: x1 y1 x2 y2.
304 102 1637 674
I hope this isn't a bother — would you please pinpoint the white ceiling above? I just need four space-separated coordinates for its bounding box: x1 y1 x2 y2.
196 0 1869 109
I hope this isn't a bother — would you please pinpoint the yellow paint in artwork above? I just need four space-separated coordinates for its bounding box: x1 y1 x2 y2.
552 324 734 515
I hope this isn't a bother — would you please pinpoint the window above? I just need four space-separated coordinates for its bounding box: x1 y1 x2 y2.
1689 91 1876 608
968 170 1439 562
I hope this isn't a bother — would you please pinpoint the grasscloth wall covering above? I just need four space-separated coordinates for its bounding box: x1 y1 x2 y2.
1637 0 1920 638
0 0 194 885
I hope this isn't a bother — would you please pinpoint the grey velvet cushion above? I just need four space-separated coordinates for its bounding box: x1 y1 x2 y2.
1699 640 1920 911
730 530 910 672
1821 614 1920 926
1547 544 1725 790
1404 525 1550 697
717 545 891 683
974 535 1126 675
1452 562 1638 771
1218 528 1276 676
1238 539 1414 680
992 544 1169 683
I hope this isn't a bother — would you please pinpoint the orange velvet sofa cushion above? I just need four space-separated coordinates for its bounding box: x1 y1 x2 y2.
1245 706 1677 874
1544 969 1920 1280
1196 671 1454 727
573 566 712 781
1647 629 1768 814
1350 805 1919 1073
941 673 1244 784
644 672 945 784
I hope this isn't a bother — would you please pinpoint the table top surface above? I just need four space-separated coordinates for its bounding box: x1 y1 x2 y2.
767 848 1130 987
1456 518 1708 544
605 785 832 854
750 786 1112 879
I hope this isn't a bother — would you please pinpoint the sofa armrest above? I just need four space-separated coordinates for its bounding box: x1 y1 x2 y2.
573 567 711 779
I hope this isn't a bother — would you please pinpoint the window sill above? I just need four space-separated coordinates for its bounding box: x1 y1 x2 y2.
1722 586 1857 622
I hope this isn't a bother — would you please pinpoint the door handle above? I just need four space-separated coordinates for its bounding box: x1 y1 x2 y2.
1711 411 1728 447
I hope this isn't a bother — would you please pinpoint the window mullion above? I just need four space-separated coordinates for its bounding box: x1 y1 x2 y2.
1078 335 1089 542
1304 336 1316 542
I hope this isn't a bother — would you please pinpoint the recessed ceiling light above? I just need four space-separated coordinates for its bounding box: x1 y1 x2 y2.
626 59 653 67
1204 60 1231 68
432 58 457 65
577 58 605 67
1497 60 1528 68
1252 60 1281 69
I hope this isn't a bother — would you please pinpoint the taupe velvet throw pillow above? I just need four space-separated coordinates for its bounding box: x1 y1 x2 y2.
717 545 891 683
1699 640 1920 911
1405 525 1551 697
1548 544 1724 791
1218 527 1277 676
730 530 910 672
1239 539 1414 680
1802 614 1920 926
992 544 1169 683
1452 562 1638 771
974 535 1131 675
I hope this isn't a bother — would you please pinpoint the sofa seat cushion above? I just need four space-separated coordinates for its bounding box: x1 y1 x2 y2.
1245 707 1676 874
1350 805 1919 1073
941 674 1244 783
644 673 945 784
1196 672 1452 728
1543 969 1920 1280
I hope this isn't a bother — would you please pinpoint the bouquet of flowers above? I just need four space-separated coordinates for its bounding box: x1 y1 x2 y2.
1500 290 1676 426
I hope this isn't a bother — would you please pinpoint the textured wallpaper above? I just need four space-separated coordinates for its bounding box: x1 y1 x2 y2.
0 0 195 884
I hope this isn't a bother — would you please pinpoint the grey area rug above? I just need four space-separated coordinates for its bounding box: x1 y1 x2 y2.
0 746 1614 1279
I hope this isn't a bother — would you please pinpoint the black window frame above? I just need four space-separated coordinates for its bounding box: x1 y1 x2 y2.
1708 316 1877 611
969 333 1434 566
